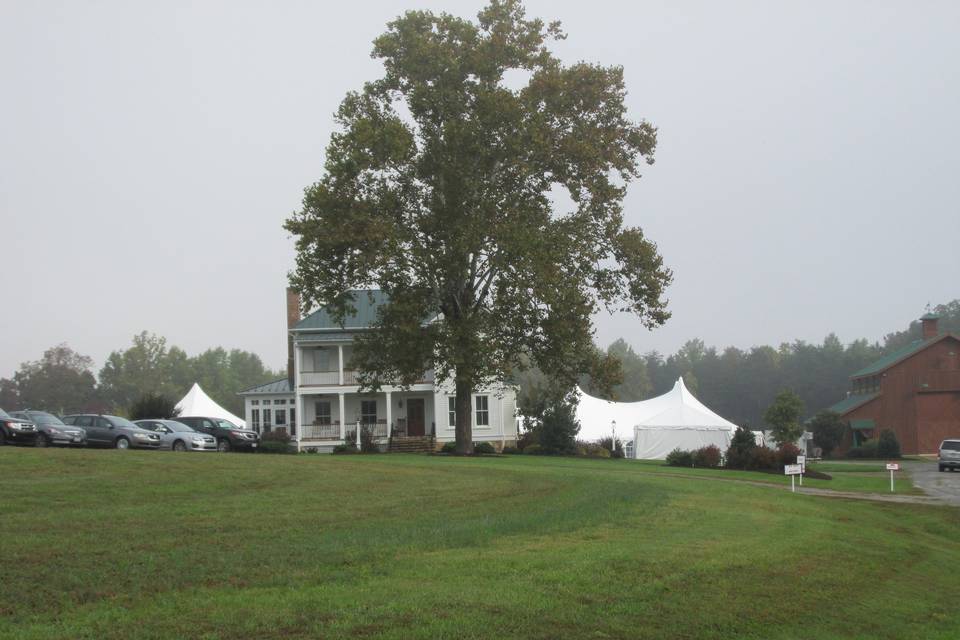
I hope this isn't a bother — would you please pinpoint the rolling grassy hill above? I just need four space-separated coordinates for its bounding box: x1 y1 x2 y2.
1 449 958 639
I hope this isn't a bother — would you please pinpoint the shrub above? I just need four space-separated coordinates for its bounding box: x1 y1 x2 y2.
332 443 359 455
501 446 520 455
576 442 611 458
693 445 722 468
725 426 756 469
474 441 496 455
846 441 879 459
538 399 580 455
359 426 379 453
441 441 457 454
745 446 778 471
809 411 847 458
523 443 544 455
776 442 802 469
665 448 694 467
877 429 901 459
259 440 292 454
306 447 319 454
261 430 291 443
598 436 625 459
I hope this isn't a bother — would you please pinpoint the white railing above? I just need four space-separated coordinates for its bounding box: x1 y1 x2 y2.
300 371 339 386
344 420 389 440
301 421 341 440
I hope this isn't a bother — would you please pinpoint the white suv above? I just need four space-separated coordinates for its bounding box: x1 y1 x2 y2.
938 439 960 472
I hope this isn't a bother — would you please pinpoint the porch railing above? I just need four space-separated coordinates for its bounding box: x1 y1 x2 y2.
344 420 389 440
301 421 341 440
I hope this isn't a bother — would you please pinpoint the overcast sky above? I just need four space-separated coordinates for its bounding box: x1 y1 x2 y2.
2 0 958 378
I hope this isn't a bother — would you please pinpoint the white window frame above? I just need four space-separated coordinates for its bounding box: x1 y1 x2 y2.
475 395 489 427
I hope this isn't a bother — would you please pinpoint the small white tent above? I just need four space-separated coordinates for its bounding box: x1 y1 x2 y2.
576 378 737 459
175 383 246 428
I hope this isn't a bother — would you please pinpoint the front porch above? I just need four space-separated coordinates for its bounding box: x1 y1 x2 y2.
294 389 437 450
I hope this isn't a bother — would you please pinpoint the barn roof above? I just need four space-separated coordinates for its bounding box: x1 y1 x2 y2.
824 391 880 416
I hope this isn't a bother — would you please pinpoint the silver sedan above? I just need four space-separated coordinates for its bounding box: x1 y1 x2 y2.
134 420 217 452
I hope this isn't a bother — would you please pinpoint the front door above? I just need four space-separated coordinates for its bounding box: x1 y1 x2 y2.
407 399 425 436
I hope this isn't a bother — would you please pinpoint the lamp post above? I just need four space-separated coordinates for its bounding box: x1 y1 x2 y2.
611 419 617 455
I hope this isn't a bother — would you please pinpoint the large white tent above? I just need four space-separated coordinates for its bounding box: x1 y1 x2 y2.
576 377 738 459
175 383 246 428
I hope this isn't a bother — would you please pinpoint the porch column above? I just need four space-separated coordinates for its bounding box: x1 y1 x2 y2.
338 392 346 440
338 344 344 385
296 393 304 448
386 391 392 439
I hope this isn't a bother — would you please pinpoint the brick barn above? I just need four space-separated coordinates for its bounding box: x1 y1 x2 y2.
824 314 960 455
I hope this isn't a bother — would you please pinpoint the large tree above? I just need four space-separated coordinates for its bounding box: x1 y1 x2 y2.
286 1 671 453
12 344 98 414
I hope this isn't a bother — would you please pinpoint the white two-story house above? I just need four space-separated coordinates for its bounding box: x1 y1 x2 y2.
239 289 518 452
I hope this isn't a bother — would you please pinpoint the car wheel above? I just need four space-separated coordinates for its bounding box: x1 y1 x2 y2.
172 440 187 452
35 434 50 448
115 437 130 450
939 465 945 472
217 439 231 453
0 430 6 446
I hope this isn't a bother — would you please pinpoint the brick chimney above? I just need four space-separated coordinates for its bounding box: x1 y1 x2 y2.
286 288 301 387
921 313 939 340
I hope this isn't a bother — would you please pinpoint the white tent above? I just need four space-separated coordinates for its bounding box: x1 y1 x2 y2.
576 377 737 459
175 383 246 428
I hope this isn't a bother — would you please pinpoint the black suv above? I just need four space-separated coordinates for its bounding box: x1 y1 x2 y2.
175 417 260 452
0 408 39 446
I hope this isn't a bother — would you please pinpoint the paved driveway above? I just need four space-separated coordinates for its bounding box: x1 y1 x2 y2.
904 459 960 507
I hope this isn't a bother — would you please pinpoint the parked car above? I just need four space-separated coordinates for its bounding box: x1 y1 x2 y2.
61 414 161 449
134 419 217 452
938 439 960 472
174 417 259 452
11 410 86 447
0 408 39 446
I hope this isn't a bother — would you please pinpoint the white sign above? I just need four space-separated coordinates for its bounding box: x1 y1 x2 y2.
796 455 806 466
784 464 803 475
886 463 900 471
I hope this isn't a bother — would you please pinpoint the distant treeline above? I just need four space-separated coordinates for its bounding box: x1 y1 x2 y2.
0 332 283 417
533 300 960 428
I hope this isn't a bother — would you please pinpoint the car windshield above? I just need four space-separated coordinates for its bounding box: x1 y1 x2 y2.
29 412 63 425
942 441 960 451
216 420 240 430
106 415 139 428
165 421 194 433
0 408 10 419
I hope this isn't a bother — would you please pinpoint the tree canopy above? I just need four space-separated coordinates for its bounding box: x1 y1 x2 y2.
285 0 671 451
763 390 805 447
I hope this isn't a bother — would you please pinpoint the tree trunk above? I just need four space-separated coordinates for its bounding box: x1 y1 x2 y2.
454 377 473 454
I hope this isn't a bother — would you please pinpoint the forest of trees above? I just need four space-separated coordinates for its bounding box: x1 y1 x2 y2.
0 332 283 417
525 300 960 429
2 301 957 426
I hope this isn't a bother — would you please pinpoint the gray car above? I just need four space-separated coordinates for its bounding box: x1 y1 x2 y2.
61 414 161 450
11 411 86 447
134 419 217 452
939 439 960 472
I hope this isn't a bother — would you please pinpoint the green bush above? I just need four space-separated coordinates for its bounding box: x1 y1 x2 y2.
725 426 757 469
441 441 457 454
598 436 625 459
665 448 694 467
128 393 179 421
259 440 292 454
693 445 722 468
523 443 544 455
501 446 520 455
332 443 359 455
846 441 879 459
474 441 496 455
877 429 901 459
576 442 611 458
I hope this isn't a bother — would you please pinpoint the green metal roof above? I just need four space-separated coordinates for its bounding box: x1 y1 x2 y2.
825 392 880 416
850 338 932 378
849 419 876 430
920 312 940 320
237 379 292 395
293 290 389 332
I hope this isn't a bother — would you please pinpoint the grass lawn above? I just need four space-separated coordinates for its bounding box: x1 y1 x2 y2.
2 449 958 639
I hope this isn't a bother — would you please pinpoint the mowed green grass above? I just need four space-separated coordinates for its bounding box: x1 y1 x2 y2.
1 450 958 639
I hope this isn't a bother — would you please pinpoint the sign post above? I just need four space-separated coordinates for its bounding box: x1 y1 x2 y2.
784 464 803 493
886 463 900 493
797 455 806 486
